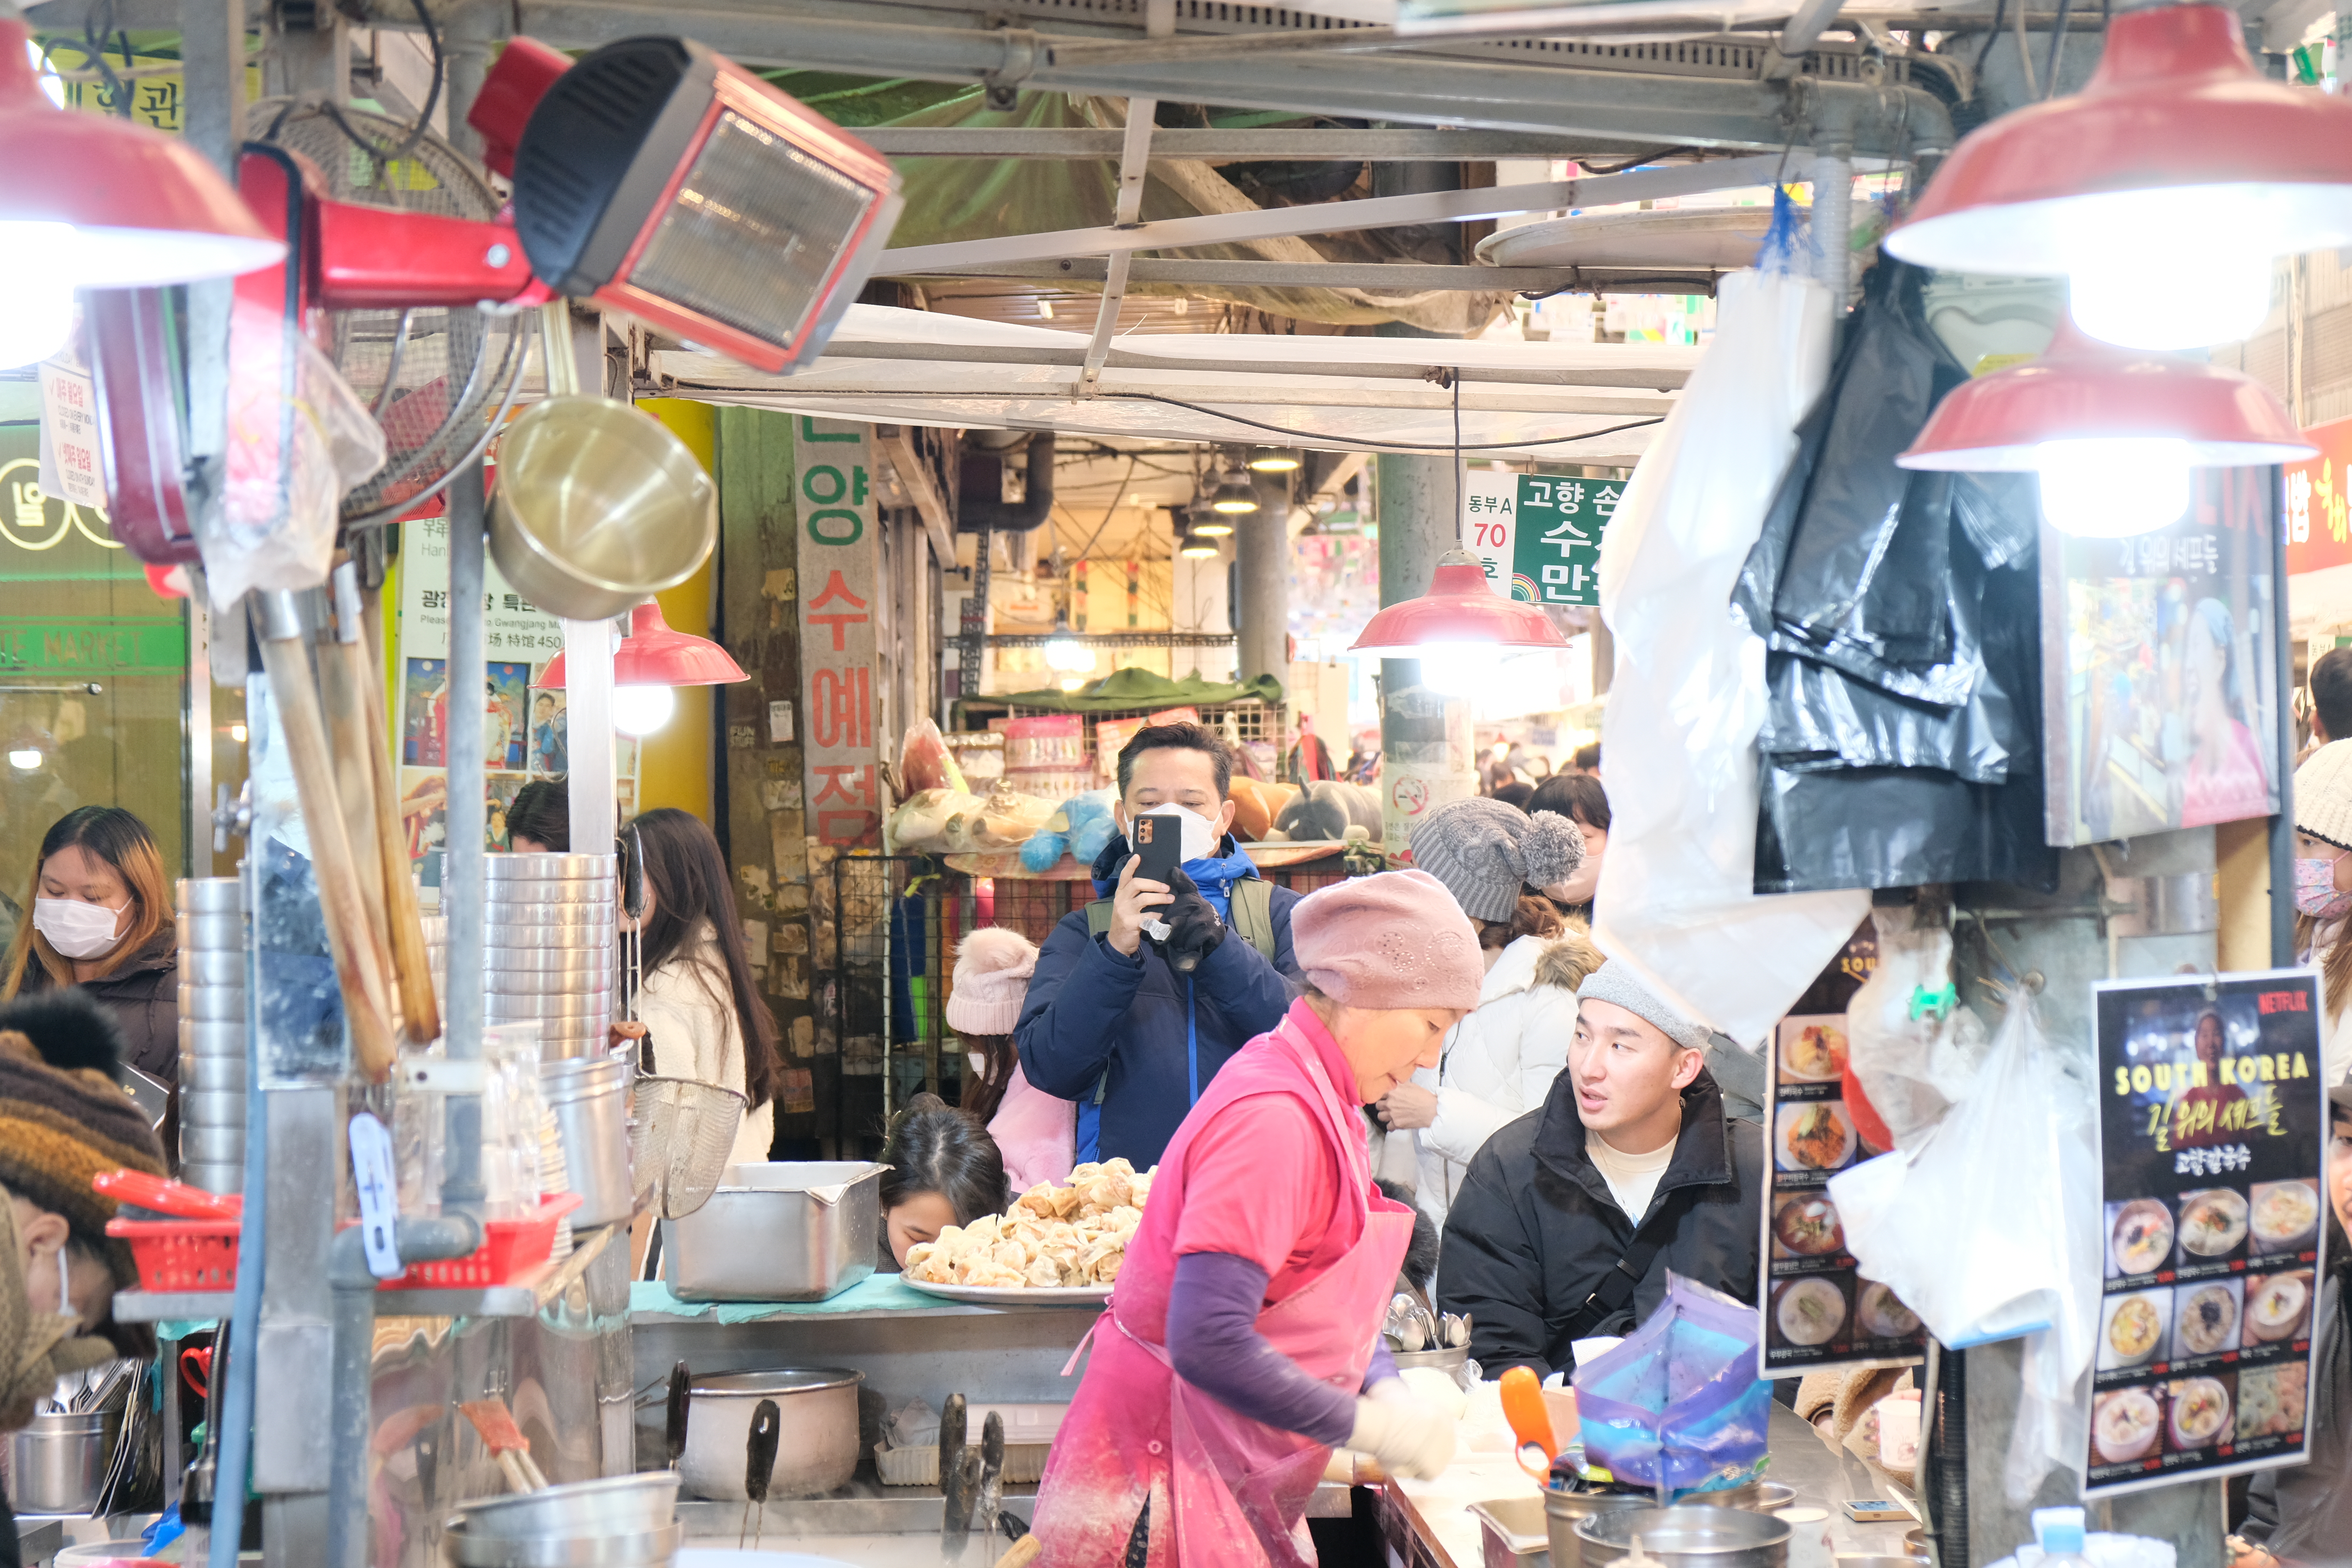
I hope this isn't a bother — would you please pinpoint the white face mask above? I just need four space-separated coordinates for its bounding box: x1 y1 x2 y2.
1139 805 1220 864
34 897 129 960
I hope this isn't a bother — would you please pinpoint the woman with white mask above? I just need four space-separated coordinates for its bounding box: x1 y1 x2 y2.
1 808 177 1088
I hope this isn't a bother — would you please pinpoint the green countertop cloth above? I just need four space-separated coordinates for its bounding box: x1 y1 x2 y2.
988 668 1285 714
631 1273 942 1324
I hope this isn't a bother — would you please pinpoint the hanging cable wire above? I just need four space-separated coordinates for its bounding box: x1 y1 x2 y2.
1452 371 1465 546
1974 0 2010 77
2043 0 2075 97
1097 391 1665 455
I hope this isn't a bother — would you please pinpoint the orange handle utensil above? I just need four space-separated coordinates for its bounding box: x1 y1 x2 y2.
1499 1366 1556 1481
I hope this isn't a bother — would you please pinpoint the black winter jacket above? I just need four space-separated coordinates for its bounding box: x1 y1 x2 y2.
1435 1065 1762 1380
21 926 178 1085
2242 1267 2351 1565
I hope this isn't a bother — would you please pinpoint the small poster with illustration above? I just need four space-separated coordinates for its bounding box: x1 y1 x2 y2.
2085 970 2326 1498
1759 1013 1930 1377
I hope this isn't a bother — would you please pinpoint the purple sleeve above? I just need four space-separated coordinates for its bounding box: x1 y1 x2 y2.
1166 1252 1357 1447
1363 1343 1398 1392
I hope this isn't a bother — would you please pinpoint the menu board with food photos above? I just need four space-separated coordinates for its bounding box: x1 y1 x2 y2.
2086 970 2326 1499
1759 1013 1931 1377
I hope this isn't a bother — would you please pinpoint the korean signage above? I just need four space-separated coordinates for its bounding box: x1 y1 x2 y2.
32 42 264 135
792 416 883 846
2085 972 2326 1499
2042 467 2281 846
2284 415 2352 577
1460 469 1621 606
394 517 639 868
1759 1014 1930 1378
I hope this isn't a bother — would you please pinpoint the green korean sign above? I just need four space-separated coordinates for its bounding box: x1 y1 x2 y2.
1463 470 1623 606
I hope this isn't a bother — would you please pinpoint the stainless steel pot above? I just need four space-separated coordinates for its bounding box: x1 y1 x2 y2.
445 1522 682 1567
455 1472 680 1540
176 876 241 914
178 1089 248 1126
542 1055 634 1226
1547 1488 1657 1568
180 1018 248 1057
661 1163 884 1302
1574 1505 1791 1568
179 1051 245 1090
177 985 244 1022
182 1125 248 1163
676 1370 861 1500
487 854 620 882
487 992 614 1022
9 1409 122 1514
179 949 246 986
176 912 244 950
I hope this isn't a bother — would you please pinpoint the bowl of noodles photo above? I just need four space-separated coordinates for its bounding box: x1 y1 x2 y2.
2250 1180 2321 1254
2093 1387 2162 1464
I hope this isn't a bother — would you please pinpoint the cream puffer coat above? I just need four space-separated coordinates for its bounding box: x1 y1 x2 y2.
638 921 774 1169
1411 933 1597 1230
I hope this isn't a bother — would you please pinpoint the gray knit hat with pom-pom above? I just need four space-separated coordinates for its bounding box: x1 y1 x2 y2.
1409 797 1585 923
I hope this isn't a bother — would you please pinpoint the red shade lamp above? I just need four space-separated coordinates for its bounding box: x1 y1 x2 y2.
1349 550 1570 690
540 599 746 737
1898 322 2313 537
1887 2 2352 349
0 12 285 366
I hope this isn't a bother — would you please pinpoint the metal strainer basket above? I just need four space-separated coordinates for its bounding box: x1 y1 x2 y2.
254 98 534 526
631 1076 748 1220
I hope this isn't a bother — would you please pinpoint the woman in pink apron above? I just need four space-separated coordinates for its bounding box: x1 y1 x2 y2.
1031 871 1484 1567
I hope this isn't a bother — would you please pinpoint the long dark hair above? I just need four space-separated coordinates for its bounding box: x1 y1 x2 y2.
507 779 570 852
880 1092 1009 1224
960 1035 1018 1125
621 808 779 1109
4 806 173 997
1527 772 1611 835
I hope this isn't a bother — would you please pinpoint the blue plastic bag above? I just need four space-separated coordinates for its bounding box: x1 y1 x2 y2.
1573 1272 1771 1499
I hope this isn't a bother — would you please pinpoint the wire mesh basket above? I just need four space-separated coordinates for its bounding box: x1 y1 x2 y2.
631 1076 749 1220
252 98 534 526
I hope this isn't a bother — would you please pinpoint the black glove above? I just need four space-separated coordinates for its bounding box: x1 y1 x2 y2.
1153 867 1227 976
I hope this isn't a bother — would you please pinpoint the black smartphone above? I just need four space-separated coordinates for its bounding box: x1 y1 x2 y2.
1132 811 1183 886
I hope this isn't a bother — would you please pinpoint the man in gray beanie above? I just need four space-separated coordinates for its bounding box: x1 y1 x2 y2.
1436 962 1762 1378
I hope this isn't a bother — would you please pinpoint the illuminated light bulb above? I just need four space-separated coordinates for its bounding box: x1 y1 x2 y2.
1246 446 1300 472
1190 514 1234 538
612 684 676 736
7 748 39 771
1414 645 1488 697
228 723 248 744
1044 636 1092 674
0 223 77 369
2067 249 2274 352
1177 528 1220 559
2034 439 2193 538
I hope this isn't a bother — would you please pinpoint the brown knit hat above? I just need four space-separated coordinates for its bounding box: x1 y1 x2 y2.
0 992 167 1284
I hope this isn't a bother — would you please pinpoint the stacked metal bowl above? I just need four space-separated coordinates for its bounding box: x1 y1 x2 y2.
444 1472 682 1568
175 878 245 1194
485 854 616 1061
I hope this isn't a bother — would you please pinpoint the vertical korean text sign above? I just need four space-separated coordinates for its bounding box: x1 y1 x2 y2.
794 417 883 846
2084 971 2328 1498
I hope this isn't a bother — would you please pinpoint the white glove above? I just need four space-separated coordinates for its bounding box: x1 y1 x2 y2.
1346 1379 1455 1480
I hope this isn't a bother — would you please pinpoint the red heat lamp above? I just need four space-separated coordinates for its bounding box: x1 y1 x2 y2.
540 599 746 739
1349 550 1570 692
1898 321 2313 538
1887 2 2352 349
471 36 904 375
0 12 284 366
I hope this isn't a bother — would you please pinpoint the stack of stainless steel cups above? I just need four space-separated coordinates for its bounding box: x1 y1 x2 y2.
484 854 616 1061
176 878 246 1194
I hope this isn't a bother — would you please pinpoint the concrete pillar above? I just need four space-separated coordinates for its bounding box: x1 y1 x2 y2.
1374 450 1476 855
1234 468 1291 687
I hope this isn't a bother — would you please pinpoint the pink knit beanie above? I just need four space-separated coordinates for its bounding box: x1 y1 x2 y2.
946 928 1039 1036
1291 869 1482 1012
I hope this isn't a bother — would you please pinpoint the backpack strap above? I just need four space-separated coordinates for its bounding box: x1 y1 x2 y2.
1228 879 1276 963
1087 899 1115 938
1565 1185 1700 1341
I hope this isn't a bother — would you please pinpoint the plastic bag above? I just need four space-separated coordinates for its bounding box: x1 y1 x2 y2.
1572 1273 1772 1500
205 298 387 610
1829 992 2100 1499
1590 262 1869 1048
1019 787 1116 872
950 782 1057 852
899 718 967 796
886 787 983 854
1841 907 1989 1152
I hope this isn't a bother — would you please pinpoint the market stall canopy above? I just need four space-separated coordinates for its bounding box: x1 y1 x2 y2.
991 668 1287 713
649 305 1695 465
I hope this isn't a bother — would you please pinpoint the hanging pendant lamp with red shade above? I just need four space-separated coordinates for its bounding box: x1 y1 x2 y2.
540 599 747 737
1898 321 2313 537
0 9 285 368
1886 1 2352 350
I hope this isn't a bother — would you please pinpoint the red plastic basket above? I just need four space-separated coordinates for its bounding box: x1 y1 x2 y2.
108 1218 241 1293
379 1193 582 1291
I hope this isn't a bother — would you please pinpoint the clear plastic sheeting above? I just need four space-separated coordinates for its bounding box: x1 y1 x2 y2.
1830 992 2101 1500
1591 265 1869 1049
1840 908 1988 1153
205 299 388 610
1735 263 2056 895
1572 1272 1773 1501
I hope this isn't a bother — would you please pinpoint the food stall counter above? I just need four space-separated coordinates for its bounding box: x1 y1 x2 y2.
1380 1404 1921 1568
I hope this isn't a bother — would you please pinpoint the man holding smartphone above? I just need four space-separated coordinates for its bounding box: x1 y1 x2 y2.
1016 723 1302 1169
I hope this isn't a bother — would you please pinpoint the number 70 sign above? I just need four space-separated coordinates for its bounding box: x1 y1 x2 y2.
1459 468 1621 608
